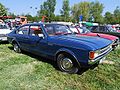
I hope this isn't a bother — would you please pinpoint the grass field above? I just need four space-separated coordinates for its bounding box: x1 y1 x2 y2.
0 43 120 90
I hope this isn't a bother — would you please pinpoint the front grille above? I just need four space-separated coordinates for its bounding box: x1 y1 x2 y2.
100 45 111 54
95 45 112 60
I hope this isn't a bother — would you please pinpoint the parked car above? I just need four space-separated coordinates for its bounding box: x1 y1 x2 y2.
89 25 120 39
7 23 113 74
0 23 12 41
115 26 120 32
73 26 119 50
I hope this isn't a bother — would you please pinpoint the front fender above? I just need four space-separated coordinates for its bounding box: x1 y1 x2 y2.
55 48 81 67
11 38 21 47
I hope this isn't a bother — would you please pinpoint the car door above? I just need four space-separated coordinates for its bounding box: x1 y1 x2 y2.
16 25 30 50
28 24 48 56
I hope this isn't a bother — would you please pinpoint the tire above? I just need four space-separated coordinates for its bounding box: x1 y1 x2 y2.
57 54 79 74
13 43 21 53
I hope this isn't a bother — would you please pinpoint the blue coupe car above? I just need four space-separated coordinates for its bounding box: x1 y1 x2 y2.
7 23 113 74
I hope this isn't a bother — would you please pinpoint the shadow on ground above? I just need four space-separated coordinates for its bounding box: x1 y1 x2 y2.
0 41 9 44
8 45 98 75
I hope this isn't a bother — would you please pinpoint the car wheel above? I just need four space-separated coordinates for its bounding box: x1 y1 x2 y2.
13 43 21 53
57 54 79 74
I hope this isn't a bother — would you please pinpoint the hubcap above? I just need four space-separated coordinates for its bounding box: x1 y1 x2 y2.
14 44 19 52
61 58 73 70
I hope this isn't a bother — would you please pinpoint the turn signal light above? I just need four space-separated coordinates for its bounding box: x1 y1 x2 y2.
89 51 95 60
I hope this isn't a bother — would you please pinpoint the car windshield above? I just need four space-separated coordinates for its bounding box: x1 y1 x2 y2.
76 26 90 33
107 26 117 32
45 24 73 36
0 24 9 29
69 25 78 33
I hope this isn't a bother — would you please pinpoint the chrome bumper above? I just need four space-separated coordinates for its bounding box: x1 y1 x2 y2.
88 45 112 65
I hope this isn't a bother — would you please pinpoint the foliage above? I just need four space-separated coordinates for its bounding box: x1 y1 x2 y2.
54 15 64 21
0 3 8 16
71 2 90 22
37 0 56 22
113 6 120 24
1 1 120 24
25 14 40 22
60 0 70 22
8 12 16 18
104 12 114 24
25 14 33 21
90 1 104 23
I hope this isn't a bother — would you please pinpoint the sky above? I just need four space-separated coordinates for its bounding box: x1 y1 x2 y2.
0 0 120 16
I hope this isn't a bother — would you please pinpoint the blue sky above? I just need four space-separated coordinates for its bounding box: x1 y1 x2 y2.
0 0 120 16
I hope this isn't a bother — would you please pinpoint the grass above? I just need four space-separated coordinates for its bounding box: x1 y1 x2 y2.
0 43 120 90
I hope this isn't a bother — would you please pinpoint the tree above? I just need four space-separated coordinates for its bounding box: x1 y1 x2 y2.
8 12 16 18
71 2 90 22
90 1 104 23
54 15 64 21
113 6 120 24
104 12 114 24
0 3 8 16
25 14 34 21
60 0 70 21
37 0 56 22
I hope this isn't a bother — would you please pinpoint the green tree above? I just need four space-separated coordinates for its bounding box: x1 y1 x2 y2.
0 3 8 16
37 0 56 22
71 1 90 22
60 0 70 21
90 1 104 23
25 14 34 22
113 6 120 24
104 12 114 24
8 12 16 18
54 15 64 21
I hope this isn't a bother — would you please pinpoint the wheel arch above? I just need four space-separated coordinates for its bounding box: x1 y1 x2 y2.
11 39 20 46
55 48 80 67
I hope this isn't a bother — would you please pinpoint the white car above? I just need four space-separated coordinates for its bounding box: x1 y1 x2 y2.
0 24 12 41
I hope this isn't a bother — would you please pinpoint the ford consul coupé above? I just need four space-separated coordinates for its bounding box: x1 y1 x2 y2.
7 23 112 73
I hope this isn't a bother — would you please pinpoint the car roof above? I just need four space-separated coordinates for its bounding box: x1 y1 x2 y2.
23 23 43 26
45 23 67 26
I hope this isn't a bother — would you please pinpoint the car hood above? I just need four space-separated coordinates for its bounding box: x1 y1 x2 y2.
51 35 112 51
0 29 12 34
79 32 118 40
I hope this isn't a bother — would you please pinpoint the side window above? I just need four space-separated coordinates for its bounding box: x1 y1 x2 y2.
17 26 29 35
92 26 98 31
99 26 104 31
55 25 70 33
29 25 43 37
106 27 109 32
45 26 54 36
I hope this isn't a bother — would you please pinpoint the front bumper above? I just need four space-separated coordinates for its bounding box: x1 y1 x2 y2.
88 45 112 65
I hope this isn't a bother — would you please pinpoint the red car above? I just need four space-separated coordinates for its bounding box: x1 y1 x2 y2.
69 25 119 50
